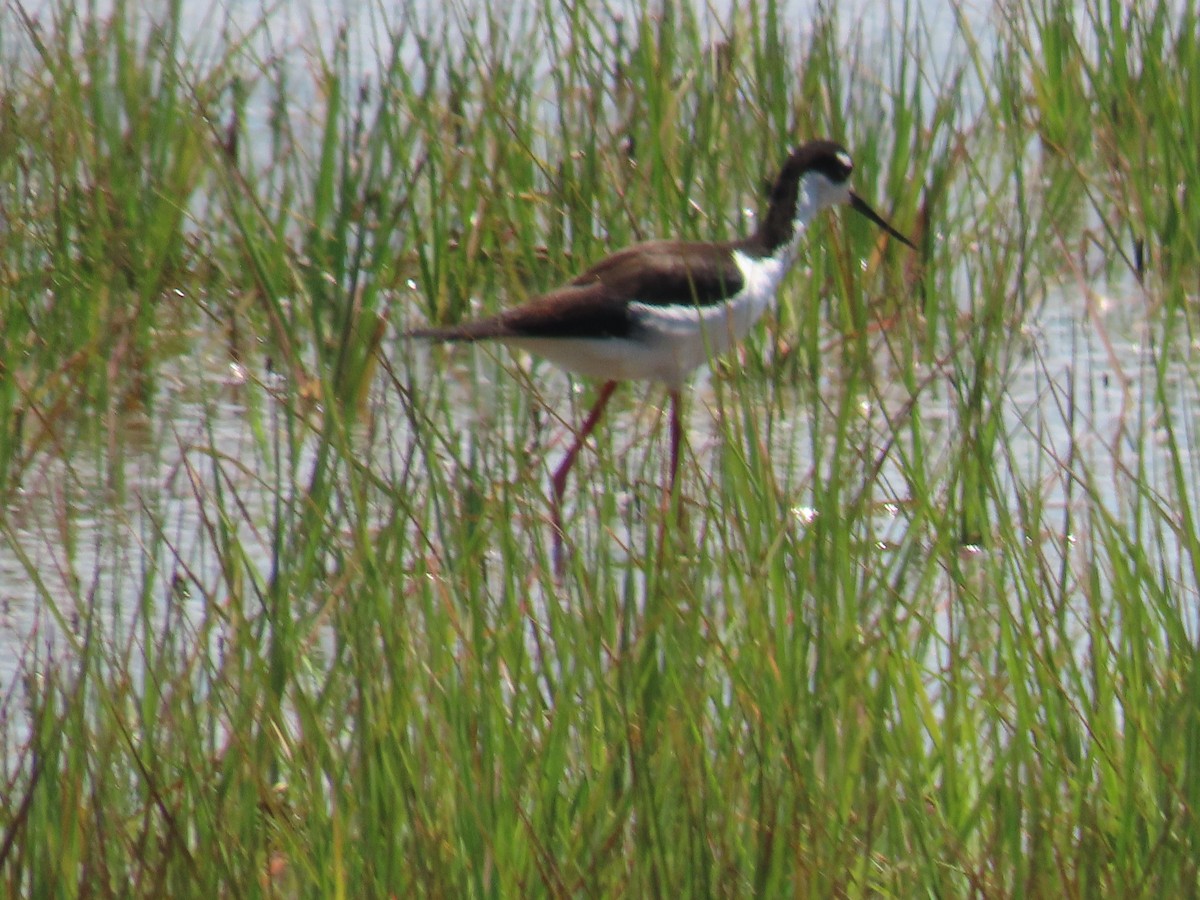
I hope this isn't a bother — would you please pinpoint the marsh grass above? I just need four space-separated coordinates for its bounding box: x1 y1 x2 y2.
1 0 1200 894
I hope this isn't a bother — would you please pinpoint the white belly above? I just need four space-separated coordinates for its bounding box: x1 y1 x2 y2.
502 335 679 384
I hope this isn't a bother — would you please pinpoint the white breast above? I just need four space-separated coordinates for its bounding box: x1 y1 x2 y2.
627 250 790 386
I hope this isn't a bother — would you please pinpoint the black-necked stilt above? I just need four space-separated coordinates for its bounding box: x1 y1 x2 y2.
409 139 914 567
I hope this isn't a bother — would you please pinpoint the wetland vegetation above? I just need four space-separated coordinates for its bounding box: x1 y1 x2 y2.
2 0 1200 894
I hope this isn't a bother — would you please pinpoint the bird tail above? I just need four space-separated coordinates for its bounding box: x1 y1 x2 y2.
404 318 505 342
405 325 463 340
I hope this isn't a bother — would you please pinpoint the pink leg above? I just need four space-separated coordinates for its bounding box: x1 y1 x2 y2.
551 380 618 570
667 389 683 497
655 390 686 568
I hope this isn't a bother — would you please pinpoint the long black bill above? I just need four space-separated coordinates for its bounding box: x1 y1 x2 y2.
849 191 915 249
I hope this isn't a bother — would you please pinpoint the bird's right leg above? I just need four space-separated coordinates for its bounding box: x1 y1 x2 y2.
551 380 618 573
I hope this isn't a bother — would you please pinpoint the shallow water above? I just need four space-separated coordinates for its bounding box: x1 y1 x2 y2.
3 0 1198 735
1 250 1193 760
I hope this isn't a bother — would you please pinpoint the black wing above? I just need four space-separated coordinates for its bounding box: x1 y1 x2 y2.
499 282 638 339
407 239 746 342
570 240 745 308
407 281 638 342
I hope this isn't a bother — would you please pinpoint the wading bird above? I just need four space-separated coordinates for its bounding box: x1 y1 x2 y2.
409 139 914 569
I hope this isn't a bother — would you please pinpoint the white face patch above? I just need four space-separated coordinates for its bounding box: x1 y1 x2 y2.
837 151 853 171
801 171 853 214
